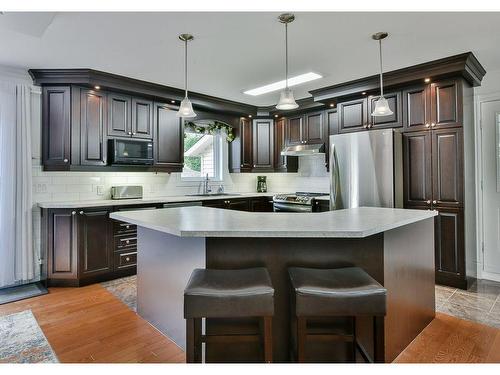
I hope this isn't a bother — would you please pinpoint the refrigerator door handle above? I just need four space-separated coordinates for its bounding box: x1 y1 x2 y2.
329 144 341 210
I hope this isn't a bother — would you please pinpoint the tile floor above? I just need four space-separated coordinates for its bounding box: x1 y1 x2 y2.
436 279 500 328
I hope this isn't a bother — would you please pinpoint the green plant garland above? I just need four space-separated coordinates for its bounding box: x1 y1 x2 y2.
185 120 235 142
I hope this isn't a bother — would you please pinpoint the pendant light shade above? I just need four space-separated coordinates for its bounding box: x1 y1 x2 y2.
371 32 393 117
276 13 299 110
176 33 196 118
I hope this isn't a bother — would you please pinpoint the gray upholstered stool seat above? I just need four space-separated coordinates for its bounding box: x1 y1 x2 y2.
184 267 275 363
288 266 386 317
184 267 274 318
288 266 387 363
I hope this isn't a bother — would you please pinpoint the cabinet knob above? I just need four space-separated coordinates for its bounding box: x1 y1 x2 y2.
79 211 83 215
431 123 436 127
126 240 130 244
128 132 132 135
253 164 256 167
426 200 431 204
363 124 368 129
132 132 137 135
125 257 130 262
240 164 243 167
71 211 76 215
126 225 130 229
425 123 430 128
433 200 437 204
63 158 68 163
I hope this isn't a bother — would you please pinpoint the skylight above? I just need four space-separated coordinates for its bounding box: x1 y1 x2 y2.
243 72 322 96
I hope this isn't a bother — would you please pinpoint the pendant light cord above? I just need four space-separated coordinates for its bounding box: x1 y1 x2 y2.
285 22 289 89
184 39 188 99
378 39 384 98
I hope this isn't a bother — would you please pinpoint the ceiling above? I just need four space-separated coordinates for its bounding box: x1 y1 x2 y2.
1 12 499 106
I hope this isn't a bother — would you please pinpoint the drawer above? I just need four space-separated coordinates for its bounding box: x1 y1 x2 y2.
113 220 137 235
114 235 137 251
114 251 137 270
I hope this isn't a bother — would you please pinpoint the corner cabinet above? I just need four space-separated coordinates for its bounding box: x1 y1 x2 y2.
153 102 183 171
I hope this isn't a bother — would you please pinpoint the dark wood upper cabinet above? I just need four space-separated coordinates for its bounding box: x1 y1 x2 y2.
287 116 303 145
435 207 465 282
153 102 183 170
368 91 402 129
274 117 286 171
338 97 368 133
430 79 462 128
431 128 463 208
80 89 107 166
78 209 113 278
403 84 430 132
107 93 131 137
42 86 71 168
403 131 432 207
304 111 325 144
47 209 78 280
240 117 253 171
252 119 274 171
132 98 154 139
326 109 338 136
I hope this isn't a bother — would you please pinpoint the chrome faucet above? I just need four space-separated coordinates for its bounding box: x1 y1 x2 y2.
203 173 211 195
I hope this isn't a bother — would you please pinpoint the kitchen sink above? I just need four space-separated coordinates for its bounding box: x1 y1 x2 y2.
186 193 241 197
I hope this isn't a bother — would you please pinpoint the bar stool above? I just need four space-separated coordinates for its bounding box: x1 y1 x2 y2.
288 266 387 363
184 267 274 363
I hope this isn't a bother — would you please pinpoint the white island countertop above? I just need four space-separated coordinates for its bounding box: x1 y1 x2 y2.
109 206 437 238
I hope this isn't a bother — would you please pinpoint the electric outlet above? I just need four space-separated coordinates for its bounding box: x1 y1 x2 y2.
36 183 47 193
149 185 155 193
96 185 105 196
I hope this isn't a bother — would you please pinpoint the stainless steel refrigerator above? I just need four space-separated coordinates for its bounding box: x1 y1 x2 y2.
329 129 403 210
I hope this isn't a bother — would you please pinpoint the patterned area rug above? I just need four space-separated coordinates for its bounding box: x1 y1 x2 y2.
0 310 58 363
101 275 137 311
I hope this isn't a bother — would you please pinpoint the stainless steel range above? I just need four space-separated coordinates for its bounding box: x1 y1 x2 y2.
272 192 328 212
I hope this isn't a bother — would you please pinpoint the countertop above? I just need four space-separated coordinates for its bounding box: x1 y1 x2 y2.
37 192 279 209
109 206 437 238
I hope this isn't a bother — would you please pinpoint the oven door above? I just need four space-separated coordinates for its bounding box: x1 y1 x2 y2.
273 201 313 213
110 139 153 165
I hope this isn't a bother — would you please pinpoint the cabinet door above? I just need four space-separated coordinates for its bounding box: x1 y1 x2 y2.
250 198 273 212
368 91 402 129
431 128 463 208
78 209 113 278
274 117 287 170
435 208 465 286
403 85 430 132
202 200 226 209
287 116 303 145
80 89 107 166
132 98 154 139
153 103 183 169
107 93 131 137
304 111 325 144
240 117 253 171
42 86 71 168
47 209 78 280
403 131 432 207
227 199 250 211
324 109 338 171
430 79 462 129
252 119 274 170
338 97 368 133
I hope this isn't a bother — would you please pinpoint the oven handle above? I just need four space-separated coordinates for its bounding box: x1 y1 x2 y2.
273 201 313 213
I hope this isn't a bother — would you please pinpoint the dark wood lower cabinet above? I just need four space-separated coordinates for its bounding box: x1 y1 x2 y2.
434 207 466 288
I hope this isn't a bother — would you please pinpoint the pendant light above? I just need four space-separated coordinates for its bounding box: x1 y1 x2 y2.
176 33 196 118
371 32 393 117
276 13 299 110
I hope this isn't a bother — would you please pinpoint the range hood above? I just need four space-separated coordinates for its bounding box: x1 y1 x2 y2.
281 143 325 156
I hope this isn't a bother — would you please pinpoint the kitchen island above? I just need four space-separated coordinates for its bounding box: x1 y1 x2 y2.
110 206 437 363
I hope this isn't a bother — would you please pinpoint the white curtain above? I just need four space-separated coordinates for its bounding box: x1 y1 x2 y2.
0 82 34 288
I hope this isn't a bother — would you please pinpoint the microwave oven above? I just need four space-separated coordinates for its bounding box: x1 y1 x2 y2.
109 138 154 165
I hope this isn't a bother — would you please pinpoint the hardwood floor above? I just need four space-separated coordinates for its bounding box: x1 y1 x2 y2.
0 284 185 363
1 283 500 363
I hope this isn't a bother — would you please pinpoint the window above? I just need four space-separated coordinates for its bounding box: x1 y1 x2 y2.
181 130 222 181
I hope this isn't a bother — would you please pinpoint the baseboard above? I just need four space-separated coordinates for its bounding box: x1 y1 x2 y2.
480 271 500 283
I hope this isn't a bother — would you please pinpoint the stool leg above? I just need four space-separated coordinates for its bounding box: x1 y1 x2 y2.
297 316 307 363
352 317 357 363
373 316 384 363
186 318 195 363
263 317 273 363
194 318 202 363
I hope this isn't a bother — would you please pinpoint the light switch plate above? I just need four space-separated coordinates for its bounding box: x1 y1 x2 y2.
96 185 105 196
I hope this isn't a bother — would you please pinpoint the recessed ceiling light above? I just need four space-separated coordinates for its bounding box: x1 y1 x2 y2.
94 85 100 90
171 100 176 104
424 78 431 83
244 72 322 96
248 115 252 118
329 103 335 107
274 114 279 118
